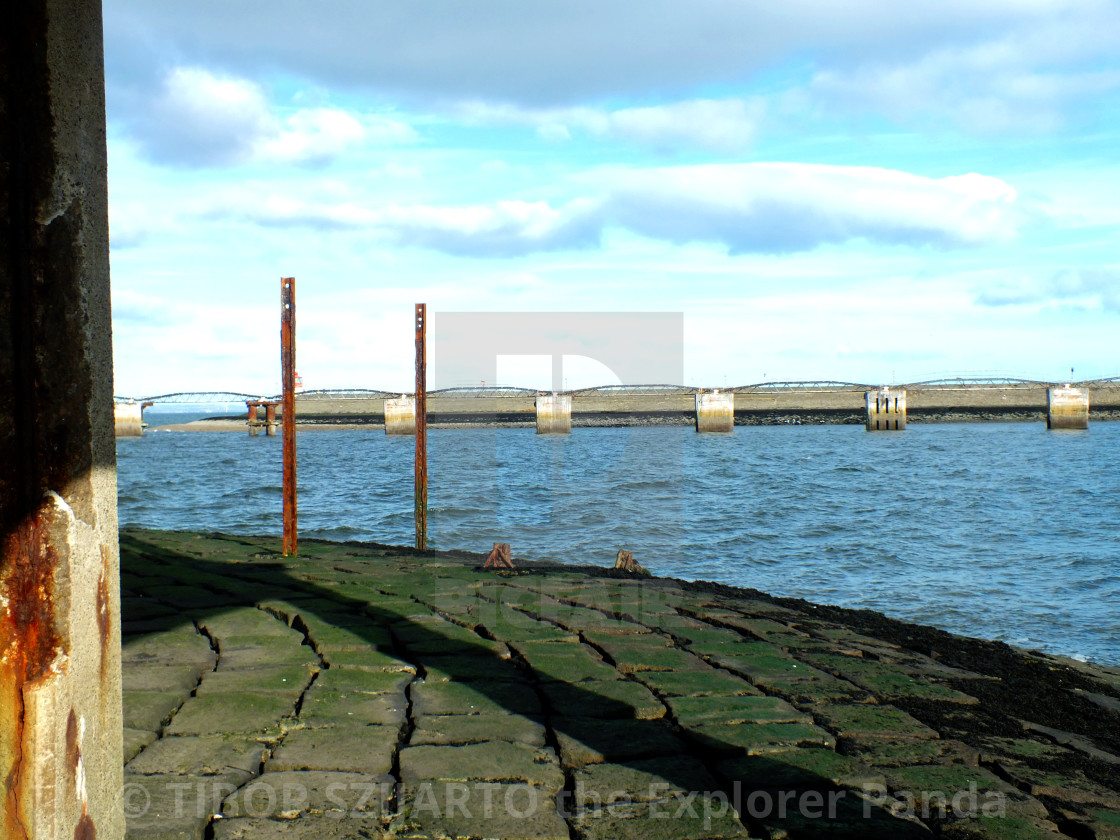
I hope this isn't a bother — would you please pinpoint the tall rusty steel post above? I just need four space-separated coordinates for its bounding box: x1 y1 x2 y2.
281 277 298 555
415 303 428 551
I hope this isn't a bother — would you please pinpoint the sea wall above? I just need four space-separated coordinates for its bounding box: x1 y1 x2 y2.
284 383 1120 427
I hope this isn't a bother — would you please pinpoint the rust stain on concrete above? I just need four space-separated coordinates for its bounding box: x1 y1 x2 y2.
1 516 63 840
96 544 112 679
73 811 96 840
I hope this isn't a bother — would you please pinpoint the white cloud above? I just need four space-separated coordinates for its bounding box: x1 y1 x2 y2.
975 267 1120 311
202 163 1033 256
126 67 416 167
103 0 1120 112
601 163 1028 253
463 98 763 152
810 37 1120 133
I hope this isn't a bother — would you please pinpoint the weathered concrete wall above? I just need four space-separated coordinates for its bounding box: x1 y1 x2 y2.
866 388 907 431
384 397 417 435
695 392 734 433
535 394 572 434
113 403 143 437
1048 386 1089 430
1 1 124 837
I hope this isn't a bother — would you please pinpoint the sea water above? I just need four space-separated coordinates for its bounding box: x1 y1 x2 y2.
116 422 1120 664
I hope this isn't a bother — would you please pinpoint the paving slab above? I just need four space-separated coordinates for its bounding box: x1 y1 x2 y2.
212 816 385 839
164 693 296 736
668 694 811 727
195 664 316 699
123 689 192 732
297 690 407 728
267 725 397 774
571 797 754 840
124 664 207 693
310 667 413 694
395 781 570 840
421 653 528 682
412 679 542 716
220 770 394 819
400 741 564 790
125 728 158 763
541 678 665 719
411 714 548 747
684 722 837 756
572 756 722 807
128 734 267 779
122 773 239 840
554 717 685 768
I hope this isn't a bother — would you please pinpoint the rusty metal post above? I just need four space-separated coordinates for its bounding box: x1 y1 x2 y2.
246 400 258 435
265 401 278 436
281 278 298 555
415 303 428 551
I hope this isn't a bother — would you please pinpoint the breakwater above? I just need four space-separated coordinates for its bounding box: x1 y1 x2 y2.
286 381 1120 428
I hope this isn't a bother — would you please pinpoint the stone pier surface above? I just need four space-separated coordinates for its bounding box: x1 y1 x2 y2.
117 529 1120 840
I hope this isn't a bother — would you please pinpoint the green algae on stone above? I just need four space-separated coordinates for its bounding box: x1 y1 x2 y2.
394 781 570 840
310 667 413 695
123 728 157 763
572 797 753 840
589 638 712 674
399 741 564 790
553 717 685 767
298 690 407 728
541 678 665 720
685 722 836 756
165 693 297 736
195 664 316 699
411 714 547 747
421 654 529 683
412 679 542 716
814 703 940 741
267 725 398 774
668 695 811 727
128 734 267 779
122 690 191 732
303 623 393 651
634 667 761 698
317 648 414 672
717 748 885 792
220 770 394 818
572 756 722 806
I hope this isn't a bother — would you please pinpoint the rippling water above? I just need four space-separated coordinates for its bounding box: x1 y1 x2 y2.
117 422 1120 664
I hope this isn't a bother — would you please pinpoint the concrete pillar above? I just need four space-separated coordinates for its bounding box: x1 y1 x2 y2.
1048 385 1088 430
385 396 417 435
246 401 260 436
695 391 734 433
113 402 144 437
866 387 907 431
535 393 572 434
1 1 124 837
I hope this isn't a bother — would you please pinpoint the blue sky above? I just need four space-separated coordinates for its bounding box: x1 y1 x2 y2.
103 1 1120 396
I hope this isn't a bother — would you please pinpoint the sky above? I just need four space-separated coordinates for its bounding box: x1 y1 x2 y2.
102 1 1120 397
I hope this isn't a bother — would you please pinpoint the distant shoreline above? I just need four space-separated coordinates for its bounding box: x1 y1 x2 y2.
150 409 1120 433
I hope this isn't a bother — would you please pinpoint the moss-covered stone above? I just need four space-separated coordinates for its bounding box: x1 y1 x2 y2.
541 678 665 720
553 717 684 767
411 714 547 747
684 722 836 756
669 695 810 727
164 693 296 735
267 725 397 774
412 680 542 716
